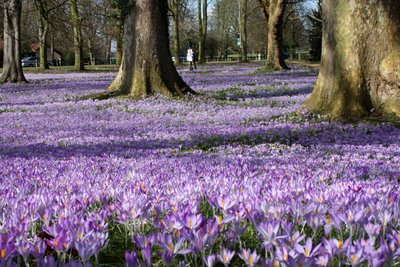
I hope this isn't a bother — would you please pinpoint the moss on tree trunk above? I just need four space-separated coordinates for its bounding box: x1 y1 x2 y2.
34 0 49 70
257 0 289 70
107 0 195 97
304 0 400 120
71 0 84 71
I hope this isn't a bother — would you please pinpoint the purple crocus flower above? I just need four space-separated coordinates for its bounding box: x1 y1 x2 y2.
39 255 58 267
346 244 365 266
125 251 139 267
217 248 235 266
364 223 381 243
183 213 203 230
256 220 286 248
157 233 190 255
204 254 217 267
46 230 72 252
239 248 260 267
142 244 153 267
0 233 16 262
31 237 47 259
288 254 314 267
60 260 92 267
314 254 329 266
15 238 31 263
294 238 321 258
133 234 155 250
216 195 236 211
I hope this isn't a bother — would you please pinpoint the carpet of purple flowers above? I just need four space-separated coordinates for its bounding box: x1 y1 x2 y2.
0 63 399 266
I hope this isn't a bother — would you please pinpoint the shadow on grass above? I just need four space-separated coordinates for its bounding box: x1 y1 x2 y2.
1 120 399 160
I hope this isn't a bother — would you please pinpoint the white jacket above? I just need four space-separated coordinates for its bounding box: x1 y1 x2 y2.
187 49 193 62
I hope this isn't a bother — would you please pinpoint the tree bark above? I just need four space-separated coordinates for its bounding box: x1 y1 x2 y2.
105 37 111 64
88 37 94 65
0 0 27 83
266 0 289 69
239 0 248 62
257 0 289 70
34 0 49 69
50 28 55 64
171 0 181 64
198 0 207 64
304 0 400 120
107 0 196 98
116 27 123 66
71 0 84 71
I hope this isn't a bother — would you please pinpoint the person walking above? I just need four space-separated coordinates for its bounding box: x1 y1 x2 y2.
187 46 194 70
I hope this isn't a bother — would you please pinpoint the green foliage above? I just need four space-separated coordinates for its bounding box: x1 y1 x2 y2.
254 65 283 74
99 222 135 265
240 223 262 250
269 111 330 124
64 50 75 66
110 0 129 30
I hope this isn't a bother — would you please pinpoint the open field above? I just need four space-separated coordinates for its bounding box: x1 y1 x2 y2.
0 63 399 266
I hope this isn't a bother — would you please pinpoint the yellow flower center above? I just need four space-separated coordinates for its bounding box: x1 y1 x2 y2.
327 215 331 224
1 249 6 258
249 256 254 265
351 254 357 263
338 240 343 249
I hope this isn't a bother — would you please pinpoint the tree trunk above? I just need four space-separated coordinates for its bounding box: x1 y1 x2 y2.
0 0 27 83
34 0 49 70
171 0 181 64
304 0 400 120
50 28 55 64
198 0 207 64
266 0 289 70
71 0 84 71
88 37 94 65
239 0 248 62
105 37 111 64
107 0 196 98
116 27 123 66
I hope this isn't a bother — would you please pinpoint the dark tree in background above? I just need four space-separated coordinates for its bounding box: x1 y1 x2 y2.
0 0 26 83
71 0 84 70
197 0 208 64
107 0 196 97
169 0 182 64
238 0 248 62
257 0 289 70
110 0 127 66
307 0 322 61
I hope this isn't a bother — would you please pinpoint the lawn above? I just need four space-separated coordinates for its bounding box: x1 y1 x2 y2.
0 63 399 266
